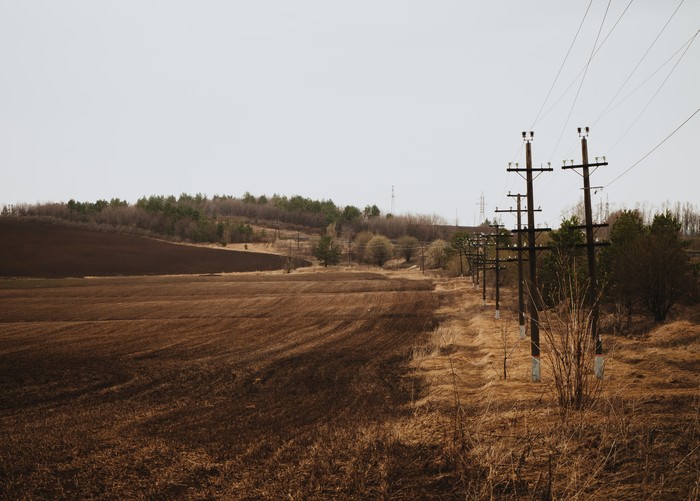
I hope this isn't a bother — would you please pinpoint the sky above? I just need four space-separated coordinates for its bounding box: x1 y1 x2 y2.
1 1 698 227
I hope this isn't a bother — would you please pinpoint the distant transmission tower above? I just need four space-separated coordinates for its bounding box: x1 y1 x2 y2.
391 185 395 215
477 192 486 225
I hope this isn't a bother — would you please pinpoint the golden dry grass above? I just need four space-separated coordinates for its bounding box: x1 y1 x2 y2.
407 276 700 499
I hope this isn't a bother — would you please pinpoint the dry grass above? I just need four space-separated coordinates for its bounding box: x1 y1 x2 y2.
1 267 698 498
407 276 700 499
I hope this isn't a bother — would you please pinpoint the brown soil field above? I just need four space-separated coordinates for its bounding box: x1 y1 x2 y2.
0 272 451 499
0 218 309 278
0 220 698 498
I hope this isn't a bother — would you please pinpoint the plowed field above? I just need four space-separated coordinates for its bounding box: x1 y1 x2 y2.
0 272 451 499
0 218 309 278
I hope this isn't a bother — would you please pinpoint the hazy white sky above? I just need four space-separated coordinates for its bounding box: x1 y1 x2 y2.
1 1 698 226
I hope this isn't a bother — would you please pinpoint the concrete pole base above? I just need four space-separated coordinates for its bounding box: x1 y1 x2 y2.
594 354 604 379
495 309 500 320
532 356 541 382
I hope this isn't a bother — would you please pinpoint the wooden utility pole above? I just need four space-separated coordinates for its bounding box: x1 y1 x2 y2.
507 131 552 382
562 127 608 379
468 235 481 288
481 234 487 306
420 243 425 274
488 223 504 319
496 193 538 339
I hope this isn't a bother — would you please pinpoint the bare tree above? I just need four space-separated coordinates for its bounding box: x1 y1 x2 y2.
538 270 601 413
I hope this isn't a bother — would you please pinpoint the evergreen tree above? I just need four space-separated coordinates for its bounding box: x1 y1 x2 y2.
539 217 585 306
313 235 342 267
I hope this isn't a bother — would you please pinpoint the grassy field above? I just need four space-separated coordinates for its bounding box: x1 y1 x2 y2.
411 279 699 499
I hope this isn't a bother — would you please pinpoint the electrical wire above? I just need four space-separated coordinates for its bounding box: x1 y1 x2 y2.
557 3 691 165
534 0 633 132
596 30 698 125
548 0 612 161
501 0 595 213
529 0 594 131
594 0 685 124
506 1 631 218
605 33 696 155
606 106 700 187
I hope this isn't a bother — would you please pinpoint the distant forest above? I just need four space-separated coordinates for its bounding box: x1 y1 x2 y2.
3 194 700 246
1 192 452 244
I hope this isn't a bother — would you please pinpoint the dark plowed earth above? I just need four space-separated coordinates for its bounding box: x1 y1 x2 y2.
0 218 309 277
0 273 454 499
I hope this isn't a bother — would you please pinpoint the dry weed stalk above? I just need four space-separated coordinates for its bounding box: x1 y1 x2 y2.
537 275 602 413
499 315 520 380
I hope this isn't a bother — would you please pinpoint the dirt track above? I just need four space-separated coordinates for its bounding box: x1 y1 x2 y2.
0 272 454 498
0 218 309 277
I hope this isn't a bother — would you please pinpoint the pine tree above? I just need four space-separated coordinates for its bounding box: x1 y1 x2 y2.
313 235 342 267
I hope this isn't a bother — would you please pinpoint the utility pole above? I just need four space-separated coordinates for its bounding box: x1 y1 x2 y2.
488 223 504 319
468 235 481 288
562 127 608 379
481 234 487 306
507 131 552 382
420 242 425 274
496 193 538 339
467 237 473 277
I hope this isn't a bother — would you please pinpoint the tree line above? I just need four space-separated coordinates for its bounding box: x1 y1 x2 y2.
1 192 450 244
515 209 697 325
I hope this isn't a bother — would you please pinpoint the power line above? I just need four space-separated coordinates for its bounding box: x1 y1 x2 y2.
596 30 698 124
605 33 696 154
534 0 632 132
558 20 696 167
548 0 612 161
606 106 700 187
594 0 685 125
557 105 700 218
503 0 595 214
529 0 594 131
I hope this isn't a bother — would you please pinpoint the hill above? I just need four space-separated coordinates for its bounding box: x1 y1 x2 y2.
0 218 310 278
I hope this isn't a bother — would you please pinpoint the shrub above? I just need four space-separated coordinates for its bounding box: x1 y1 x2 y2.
366 235 394 267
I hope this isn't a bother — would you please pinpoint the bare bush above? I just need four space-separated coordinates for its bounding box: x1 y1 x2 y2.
538 276 602 413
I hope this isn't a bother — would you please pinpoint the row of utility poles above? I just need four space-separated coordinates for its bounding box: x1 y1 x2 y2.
473 128 607 382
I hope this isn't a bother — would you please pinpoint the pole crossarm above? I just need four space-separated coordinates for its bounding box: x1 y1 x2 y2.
504 246 551 252
573 242 610 248
507 167 554 173
562 161 608 170
498 257 520 263
510 227 552 233
495 208 539 214
569 223 608 230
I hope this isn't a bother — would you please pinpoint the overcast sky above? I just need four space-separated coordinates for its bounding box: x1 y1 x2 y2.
1 1 698 226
